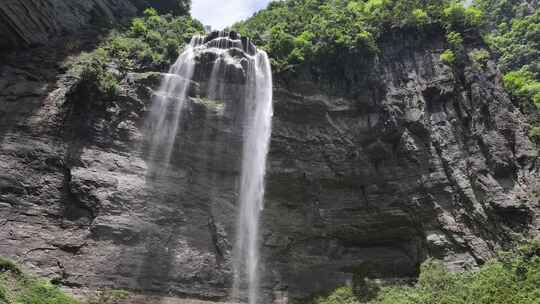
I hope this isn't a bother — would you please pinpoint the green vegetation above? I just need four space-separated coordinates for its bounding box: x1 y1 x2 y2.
107 8 203 68
503 69 540 110
530 126 540 143
232 0 483 84
232 0 538 143
477 0 539 74
85 289 130 304
315 287 362 304
135 0 191 16
67 7 203 99
475 0 539 142
0 257 132 304
440 49 456 65
309 240 540 304
446 31 463 47
0 258 20 275
469 48 490 67
442 2 483 31
0 257 78 304
13 281 79 304
70 48 120 99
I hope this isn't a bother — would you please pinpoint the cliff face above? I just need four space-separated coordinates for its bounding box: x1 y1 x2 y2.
0 15 538 304
0 0 187 50
263 33 539 298
0 0 145 50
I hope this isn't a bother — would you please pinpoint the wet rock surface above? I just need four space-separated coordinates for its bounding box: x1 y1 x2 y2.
0 30 538 304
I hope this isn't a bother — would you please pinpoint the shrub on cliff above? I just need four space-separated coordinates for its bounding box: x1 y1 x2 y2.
503 69 540 110
441 49 456 65
66 6 203 99
442 2 483 31
530 127 540 144
0 257 132 304
475 0 540 143
309 240 540 304
106 7 203 68
133 0 191 16
470 49 490 68
0 258 20 275
0 257 78 304
502 68 540 143
70 48 120 99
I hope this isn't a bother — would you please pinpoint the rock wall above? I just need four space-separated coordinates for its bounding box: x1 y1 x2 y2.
0 28 538 304
0 0 187 50
263 32 539 298
0 0 143 50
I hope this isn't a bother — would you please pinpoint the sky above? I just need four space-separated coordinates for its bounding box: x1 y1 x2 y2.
191 0 273 30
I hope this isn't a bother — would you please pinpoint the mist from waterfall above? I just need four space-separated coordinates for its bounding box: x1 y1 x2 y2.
145 32 273 304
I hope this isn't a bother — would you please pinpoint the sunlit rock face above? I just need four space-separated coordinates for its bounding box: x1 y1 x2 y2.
262 33 538 298
0 14 538 304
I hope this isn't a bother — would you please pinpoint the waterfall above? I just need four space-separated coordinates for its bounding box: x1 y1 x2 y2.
232 50 273 304
145 35 204 165
145 31 273 304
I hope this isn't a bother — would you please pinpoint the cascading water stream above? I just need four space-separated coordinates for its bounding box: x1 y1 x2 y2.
232 50 273 304
145 35 204 165
145 31 273 304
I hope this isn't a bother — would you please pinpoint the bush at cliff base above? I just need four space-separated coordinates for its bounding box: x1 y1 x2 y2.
0 257 78 304
313 240 540 304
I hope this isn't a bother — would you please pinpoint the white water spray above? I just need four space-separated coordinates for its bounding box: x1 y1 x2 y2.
146 32 273 304
232 50 273 304
146 36 204 164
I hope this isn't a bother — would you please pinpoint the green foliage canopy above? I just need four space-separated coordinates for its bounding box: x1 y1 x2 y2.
476 0 540 142
108 7 203 68
233 0 484 83
67 7 203 99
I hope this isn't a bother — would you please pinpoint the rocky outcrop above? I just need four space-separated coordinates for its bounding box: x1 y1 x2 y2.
0 0 188 51
0 0 142 50
0 29 538 304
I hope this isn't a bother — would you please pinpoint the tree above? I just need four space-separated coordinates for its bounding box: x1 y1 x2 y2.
131 0 191 16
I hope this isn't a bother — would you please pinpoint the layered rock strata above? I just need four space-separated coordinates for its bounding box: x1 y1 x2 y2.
0 27 538 303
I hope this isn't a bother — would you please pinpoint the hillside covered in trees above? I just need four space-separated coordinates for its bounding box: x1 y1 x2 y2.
233 0 539 143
